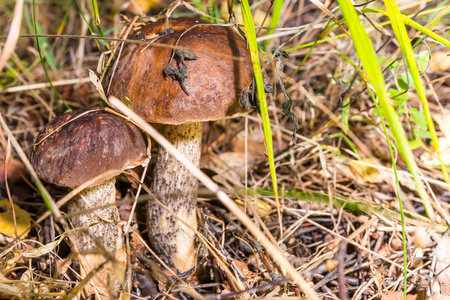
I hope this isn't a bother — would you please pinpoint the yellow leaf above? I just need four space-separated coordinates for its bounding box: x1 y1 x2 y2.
220 1 271 28
349 159 383 184
0 199 31 238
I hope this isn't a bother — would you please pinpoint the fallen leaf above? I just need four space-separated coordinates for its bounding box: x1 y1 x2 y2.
430 51 450 72
209 127 266 181
19 269 34 293
22 239 61 258
349 158 383 184
231 258 260 285
434 235 450 297
0 282 22 297
89 70 110 106
0 198 31 238
381 290 418 300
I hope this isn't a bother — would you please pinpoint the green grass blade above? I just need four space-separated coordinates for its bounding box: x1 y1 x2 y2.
266 0 283 44
336 0 434 220
240 0 281 229
31 15 56 72
91 0 105 38
286 6 447 53
383 2 450 293
336 2 440 297
240 187 442 231
55 2 72 36
363 7 450 48
73 0 102 51
384 0 450 208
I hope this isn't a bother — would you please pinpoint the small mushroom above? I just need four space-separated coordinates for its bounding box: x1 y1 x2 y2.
105 18 254 272
30 107 147 272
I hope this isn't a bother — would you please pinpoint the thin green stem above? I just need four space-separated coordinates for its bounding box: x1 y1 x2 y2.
91 0 105 38
32 0 71 111
73 0 102 51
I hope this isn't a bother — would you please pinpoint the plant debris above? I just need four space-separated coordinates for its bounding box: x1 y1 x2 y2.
164 49 199 95
272 49 299 146
1 0 450 299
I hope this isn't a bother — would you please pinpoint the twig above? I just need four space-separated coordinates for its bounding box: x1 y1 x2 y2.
109 96 321 300
4 34 249 63
337 242 348 300
2 77 91 93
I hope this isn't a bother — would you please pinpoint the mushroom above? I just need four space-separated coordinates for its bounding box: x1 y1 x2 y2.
30 107 148 273
105 17 255 272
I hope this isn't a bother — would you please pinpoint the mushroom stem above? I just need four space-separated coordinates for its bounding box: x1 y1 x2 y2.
148 122 202 272
68 177 119 254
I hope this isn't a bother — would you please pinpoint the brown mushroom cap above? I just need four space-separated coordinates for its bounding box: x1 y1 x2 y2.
30 107 147 188
105 17 254 125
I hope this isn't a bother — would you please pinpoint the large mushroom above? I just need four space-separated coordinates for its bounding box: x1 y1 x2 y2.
105 17 255 272
30 107 148 278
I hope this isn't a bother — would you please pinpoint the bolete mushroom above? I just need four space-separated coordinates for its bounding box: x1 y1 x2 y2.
105 17 254 272
30 107 147 272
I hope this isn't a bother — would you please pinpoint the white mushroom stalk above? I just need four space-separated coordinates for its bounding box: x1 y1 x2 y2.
148 123 202 271
68 178 119 253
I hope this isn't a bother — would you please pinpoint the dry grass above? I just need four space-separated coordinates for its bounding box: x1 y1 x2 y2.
1 0 450 299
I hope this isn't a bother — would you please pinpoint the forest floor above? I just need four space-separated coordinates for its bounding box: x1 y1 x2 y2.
1 0 450 299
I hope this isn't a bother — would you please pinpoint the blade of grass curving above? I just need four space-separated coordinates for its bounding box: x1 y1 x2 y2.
337 5 432 297
73 0 102 52
363 7 450 48
336 2 435 296
384 0 450 213
336 0 434 220
240 187 443 231
338 4 436 296
32 0 71 111
327 132 359 158
240 0 282 235
285 6 447 53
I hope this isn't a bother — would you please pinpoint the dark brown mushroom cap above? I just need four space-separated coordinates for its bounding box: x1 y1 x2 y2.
30 107 147 188
105 17 254 125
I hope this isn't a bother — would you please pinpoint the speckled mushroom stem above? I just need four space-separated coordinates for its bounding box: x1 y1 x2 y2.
67 178 119 254
148 122 202 272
